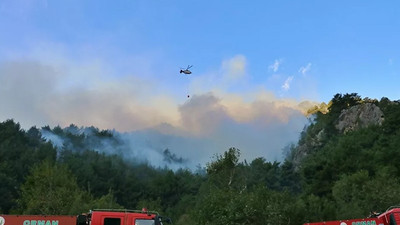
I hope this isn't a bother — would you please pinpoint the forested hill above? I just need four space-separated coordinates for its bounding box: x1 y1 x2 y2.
1 93 400 225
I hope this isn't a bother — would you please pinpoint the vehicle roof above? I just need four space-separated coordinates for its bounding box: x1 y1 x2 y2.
90 209 158 218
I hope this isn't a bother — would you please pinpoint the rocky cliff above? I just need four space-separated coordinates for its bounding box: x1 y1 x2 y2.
291 102 384 169
335 103 384 133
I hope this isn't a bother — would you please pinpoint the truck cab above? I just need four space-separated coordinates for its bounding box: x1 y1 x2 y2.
304 207 400 225
376 207 400 225
77 209 172 225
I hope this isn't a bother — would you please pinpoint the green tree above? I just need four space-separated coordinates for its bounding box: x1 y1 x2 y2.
90 189 123 209
206 147 244 190
300 194 336 222
245 186 303 225
18 160 89 214
18 160 122 214
194 148 245 224
332 169 400 219
0 120 57 213
194 187 247 225
136 198 163 213
332 170 370 219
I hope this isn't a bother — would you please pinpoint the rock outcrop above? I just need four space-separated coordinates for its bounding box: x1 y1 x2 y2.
335 103 384 133
291 103 384 170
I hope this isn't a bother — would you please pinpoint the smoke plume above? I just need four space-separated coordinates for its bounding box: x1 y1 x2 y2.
0 53 318 168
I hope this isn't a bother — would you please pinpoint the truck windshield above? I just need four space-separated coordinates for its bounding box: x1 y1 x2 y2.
135 219 156 225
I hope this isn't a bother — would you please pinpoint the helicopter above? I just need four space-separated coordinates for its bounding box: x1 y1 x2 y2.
180 65 193 75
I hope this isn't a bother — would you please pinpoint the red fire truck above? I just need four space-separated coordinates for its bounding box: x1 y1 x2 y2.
0 208 172 225
304 207 400 225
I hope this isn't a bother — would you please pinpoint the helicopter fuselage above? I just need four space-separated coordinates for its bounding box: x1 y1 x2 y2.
180 69 191 74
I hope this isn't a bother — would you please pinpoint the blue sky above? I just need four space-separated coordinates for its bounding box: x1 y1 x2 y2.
2 0 399 101
0 0 399 165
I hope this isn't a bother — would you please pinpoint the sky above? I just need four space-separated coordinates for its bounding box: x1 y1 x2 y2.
0 0 399 167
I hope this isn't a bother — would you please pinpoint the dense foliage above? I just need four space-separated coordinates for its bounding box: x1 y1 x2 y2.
1 93 400 224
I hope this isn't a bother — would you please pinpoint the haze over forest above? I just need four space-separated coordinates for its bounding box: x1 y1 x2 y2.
1 1 400 224
1 58 319 168
2 94 400 225
1 1 399 170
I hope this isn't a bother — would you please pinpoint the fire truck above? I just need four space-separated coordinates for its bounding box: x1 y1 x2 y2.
0 208 172 225
304 206 400 225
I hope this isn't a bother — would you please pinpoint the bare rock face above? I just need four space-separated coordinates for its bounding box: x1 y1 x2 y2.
291 103 384 170
335 103 384 133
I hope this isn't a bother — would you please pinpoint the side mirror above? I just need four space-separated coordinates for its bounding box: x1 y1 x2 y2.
155 215 173 225
163 217 172 224
76 214 87 225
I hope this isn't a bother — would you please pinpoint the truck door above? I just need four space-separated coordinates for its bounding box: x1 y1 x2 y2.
390 213 400 225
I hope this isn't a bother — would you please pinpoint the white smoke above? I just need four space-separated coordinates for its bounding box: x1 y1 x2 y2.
0 52 319 169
